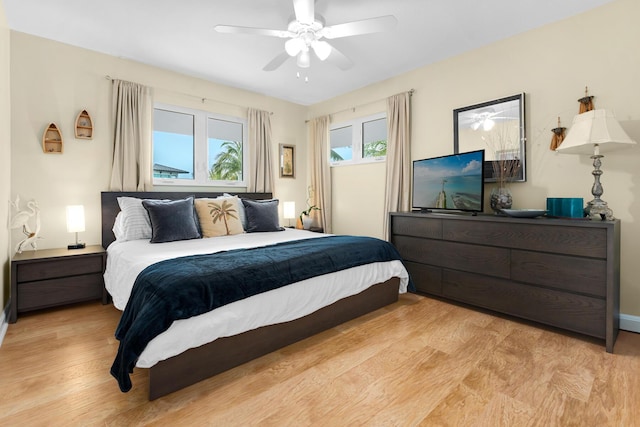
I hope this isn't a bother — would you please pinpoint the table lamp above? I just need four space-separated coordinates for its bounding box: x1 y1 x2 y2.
66 205 86 249
555 109 636 220
283 201 296 228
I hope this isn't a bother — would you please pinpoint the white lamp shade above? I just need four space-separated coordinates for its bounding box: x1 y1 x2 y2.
285 38 305 56
556 109 636 155
66 205 86 233
297 50 310 68
482 118 495 131
311 40 332 60
283 201 296 219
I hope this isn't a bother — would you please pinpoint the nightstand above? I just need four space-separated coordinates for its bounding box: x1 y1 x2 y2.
9 245 107 323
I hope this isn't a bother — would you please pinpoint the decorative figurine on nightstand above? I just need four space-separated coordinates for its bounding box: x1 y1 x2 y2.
9 196 41 254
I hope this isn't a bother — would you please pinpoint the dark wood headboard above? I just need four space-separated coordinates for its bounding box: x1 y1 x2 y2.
101 191 273 249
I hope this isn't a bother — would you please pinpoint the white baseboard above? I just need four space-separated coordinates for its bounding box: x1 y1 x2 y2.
0 302 9 348
620 313 640 334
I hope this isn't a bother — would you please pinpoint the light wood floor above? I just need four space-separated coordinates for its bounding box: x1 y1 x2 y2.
1 293 640 426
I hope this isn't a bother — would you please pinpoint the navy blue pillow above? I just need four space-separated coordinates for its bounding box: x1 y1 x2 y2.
242 199 284 233
142 197 201 243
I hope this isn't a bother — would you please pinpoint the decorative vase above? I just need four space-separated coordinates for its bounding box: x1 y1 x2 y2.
302 215 313 230
490 186 512 213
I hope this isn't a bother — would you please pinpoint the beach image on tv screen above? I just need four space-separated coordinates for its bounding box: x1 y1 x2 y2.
413 151 483 211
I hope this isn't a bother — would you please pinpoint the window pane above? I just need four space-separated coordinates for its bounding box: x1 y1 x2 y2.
208 118 243 181
153 109 194 179
362 117 387 158
330 125 352 161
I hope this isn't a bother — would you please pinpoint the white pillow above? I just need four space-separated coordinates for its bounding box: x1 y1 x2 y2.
115 197 153 241
112 212 125 241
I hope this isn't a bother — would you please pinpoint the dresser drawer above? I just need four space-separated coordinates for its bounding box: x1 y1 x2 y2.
391 215 442 239
439 241 510 279
443 220 607 258
405 261 442 295
511 250 606 297
443 269 606 339
392 235 442 265
17 273 104 311
16 255 103 283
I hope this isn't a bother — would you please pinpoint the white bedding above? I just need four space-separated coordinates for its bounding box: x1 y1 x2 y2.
104 228 410 368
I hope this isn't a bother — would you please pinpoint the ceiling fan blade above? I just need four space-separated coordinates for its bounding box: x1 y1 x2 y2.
293 0 315 25
214 25 290 38
325 45 353 71
322 15 397 39
263 51 291 71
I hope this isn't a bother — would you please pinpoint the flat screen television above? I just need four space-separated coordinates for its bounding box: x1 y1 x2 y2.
412 149 485 213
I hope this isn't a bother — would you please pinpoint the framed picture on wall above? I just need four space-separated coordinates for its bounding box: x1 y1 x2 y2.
280 144 295 178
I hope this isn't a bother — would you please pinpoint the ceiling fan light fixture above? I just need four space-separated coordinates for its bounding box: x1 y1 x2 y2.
297 50 311 68
285 38 305 56
216 0 396 72
483 119 495 131
311 40 332 60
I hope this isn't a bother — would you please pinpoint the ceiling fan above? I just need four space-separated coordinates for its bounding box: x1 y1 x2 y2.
214 0 397 71
466 108 515 131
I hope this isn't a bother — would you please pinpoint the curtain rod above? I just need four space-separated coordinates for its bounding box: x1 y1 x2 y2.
104 75 273 115
332 88 414 116
305 89 414 123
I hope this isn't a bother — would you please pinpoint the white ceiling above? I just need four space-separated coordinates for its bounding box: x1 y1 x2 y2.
4 0 614 106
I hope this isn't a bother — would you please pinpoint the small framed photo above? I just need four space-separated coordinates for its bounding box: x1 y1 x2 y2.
280 144 295 178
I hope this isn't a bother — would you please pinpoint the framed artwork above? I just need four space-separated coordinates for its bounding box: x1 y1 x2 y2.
279 144 295 178
453 93 526 182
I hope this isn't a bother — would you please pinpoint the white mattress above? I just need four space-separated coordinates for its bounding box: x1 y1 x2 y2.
104 228 410 368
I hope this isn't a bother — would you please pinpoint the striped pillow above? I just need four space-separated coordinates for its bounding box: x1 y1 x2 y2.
115 197 153 241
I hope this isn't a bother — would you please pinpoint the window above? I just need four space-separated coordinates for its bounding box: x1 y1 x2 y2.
329 112 387 166
153 109 195 179
330 125 353 162
153 104 247 186
362 117 387 159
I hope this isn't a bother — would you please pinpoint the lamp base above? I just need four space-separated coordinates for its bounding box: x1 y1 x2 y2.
584 199 614 221
584 152 614 221
68 243 86 250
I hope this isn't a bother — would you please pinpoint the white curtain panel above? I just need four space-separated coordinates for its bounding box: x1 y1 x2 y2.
309 116 332 233
247 108 274 193
382 92 412 239
109 79 154 191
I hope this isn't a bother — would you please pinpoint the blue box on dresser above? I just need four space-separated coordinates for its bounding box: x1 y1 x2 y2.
547 197 584 218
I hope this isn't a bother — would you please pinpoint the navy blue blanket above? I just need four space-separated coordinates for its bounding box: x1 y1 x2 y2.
111 235 413 392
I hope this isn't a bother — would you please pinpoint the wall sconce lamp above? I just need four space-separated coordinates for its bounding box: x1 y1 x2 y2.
283 201 296 228
66 205 86 249
555 109 636 220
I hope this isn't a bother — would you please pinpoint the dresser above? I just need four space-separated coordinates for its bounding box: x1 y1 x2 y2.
9 245 107 323
389 212 620 352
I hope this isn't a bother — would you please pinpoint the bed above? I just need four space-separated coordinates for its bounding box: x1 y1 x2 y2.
101 191 411 399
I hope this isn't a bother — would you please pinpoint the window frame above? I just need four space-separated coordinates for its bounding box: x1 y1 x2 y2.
152 103 248 187
329 112 387 167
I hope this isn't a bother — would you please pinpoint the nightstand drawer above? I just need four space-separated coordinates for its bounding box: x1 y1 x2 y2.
17 273 104 311
16 255 103 283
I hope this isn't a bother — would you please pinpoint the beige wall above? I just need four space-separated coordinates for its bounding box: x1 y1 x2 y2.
308 0 640 316
0 0 10 314
9 31 308 253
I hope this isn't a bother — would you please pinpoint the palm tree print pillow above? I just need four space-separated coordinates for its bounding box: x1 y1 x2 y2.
194 198 244 237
